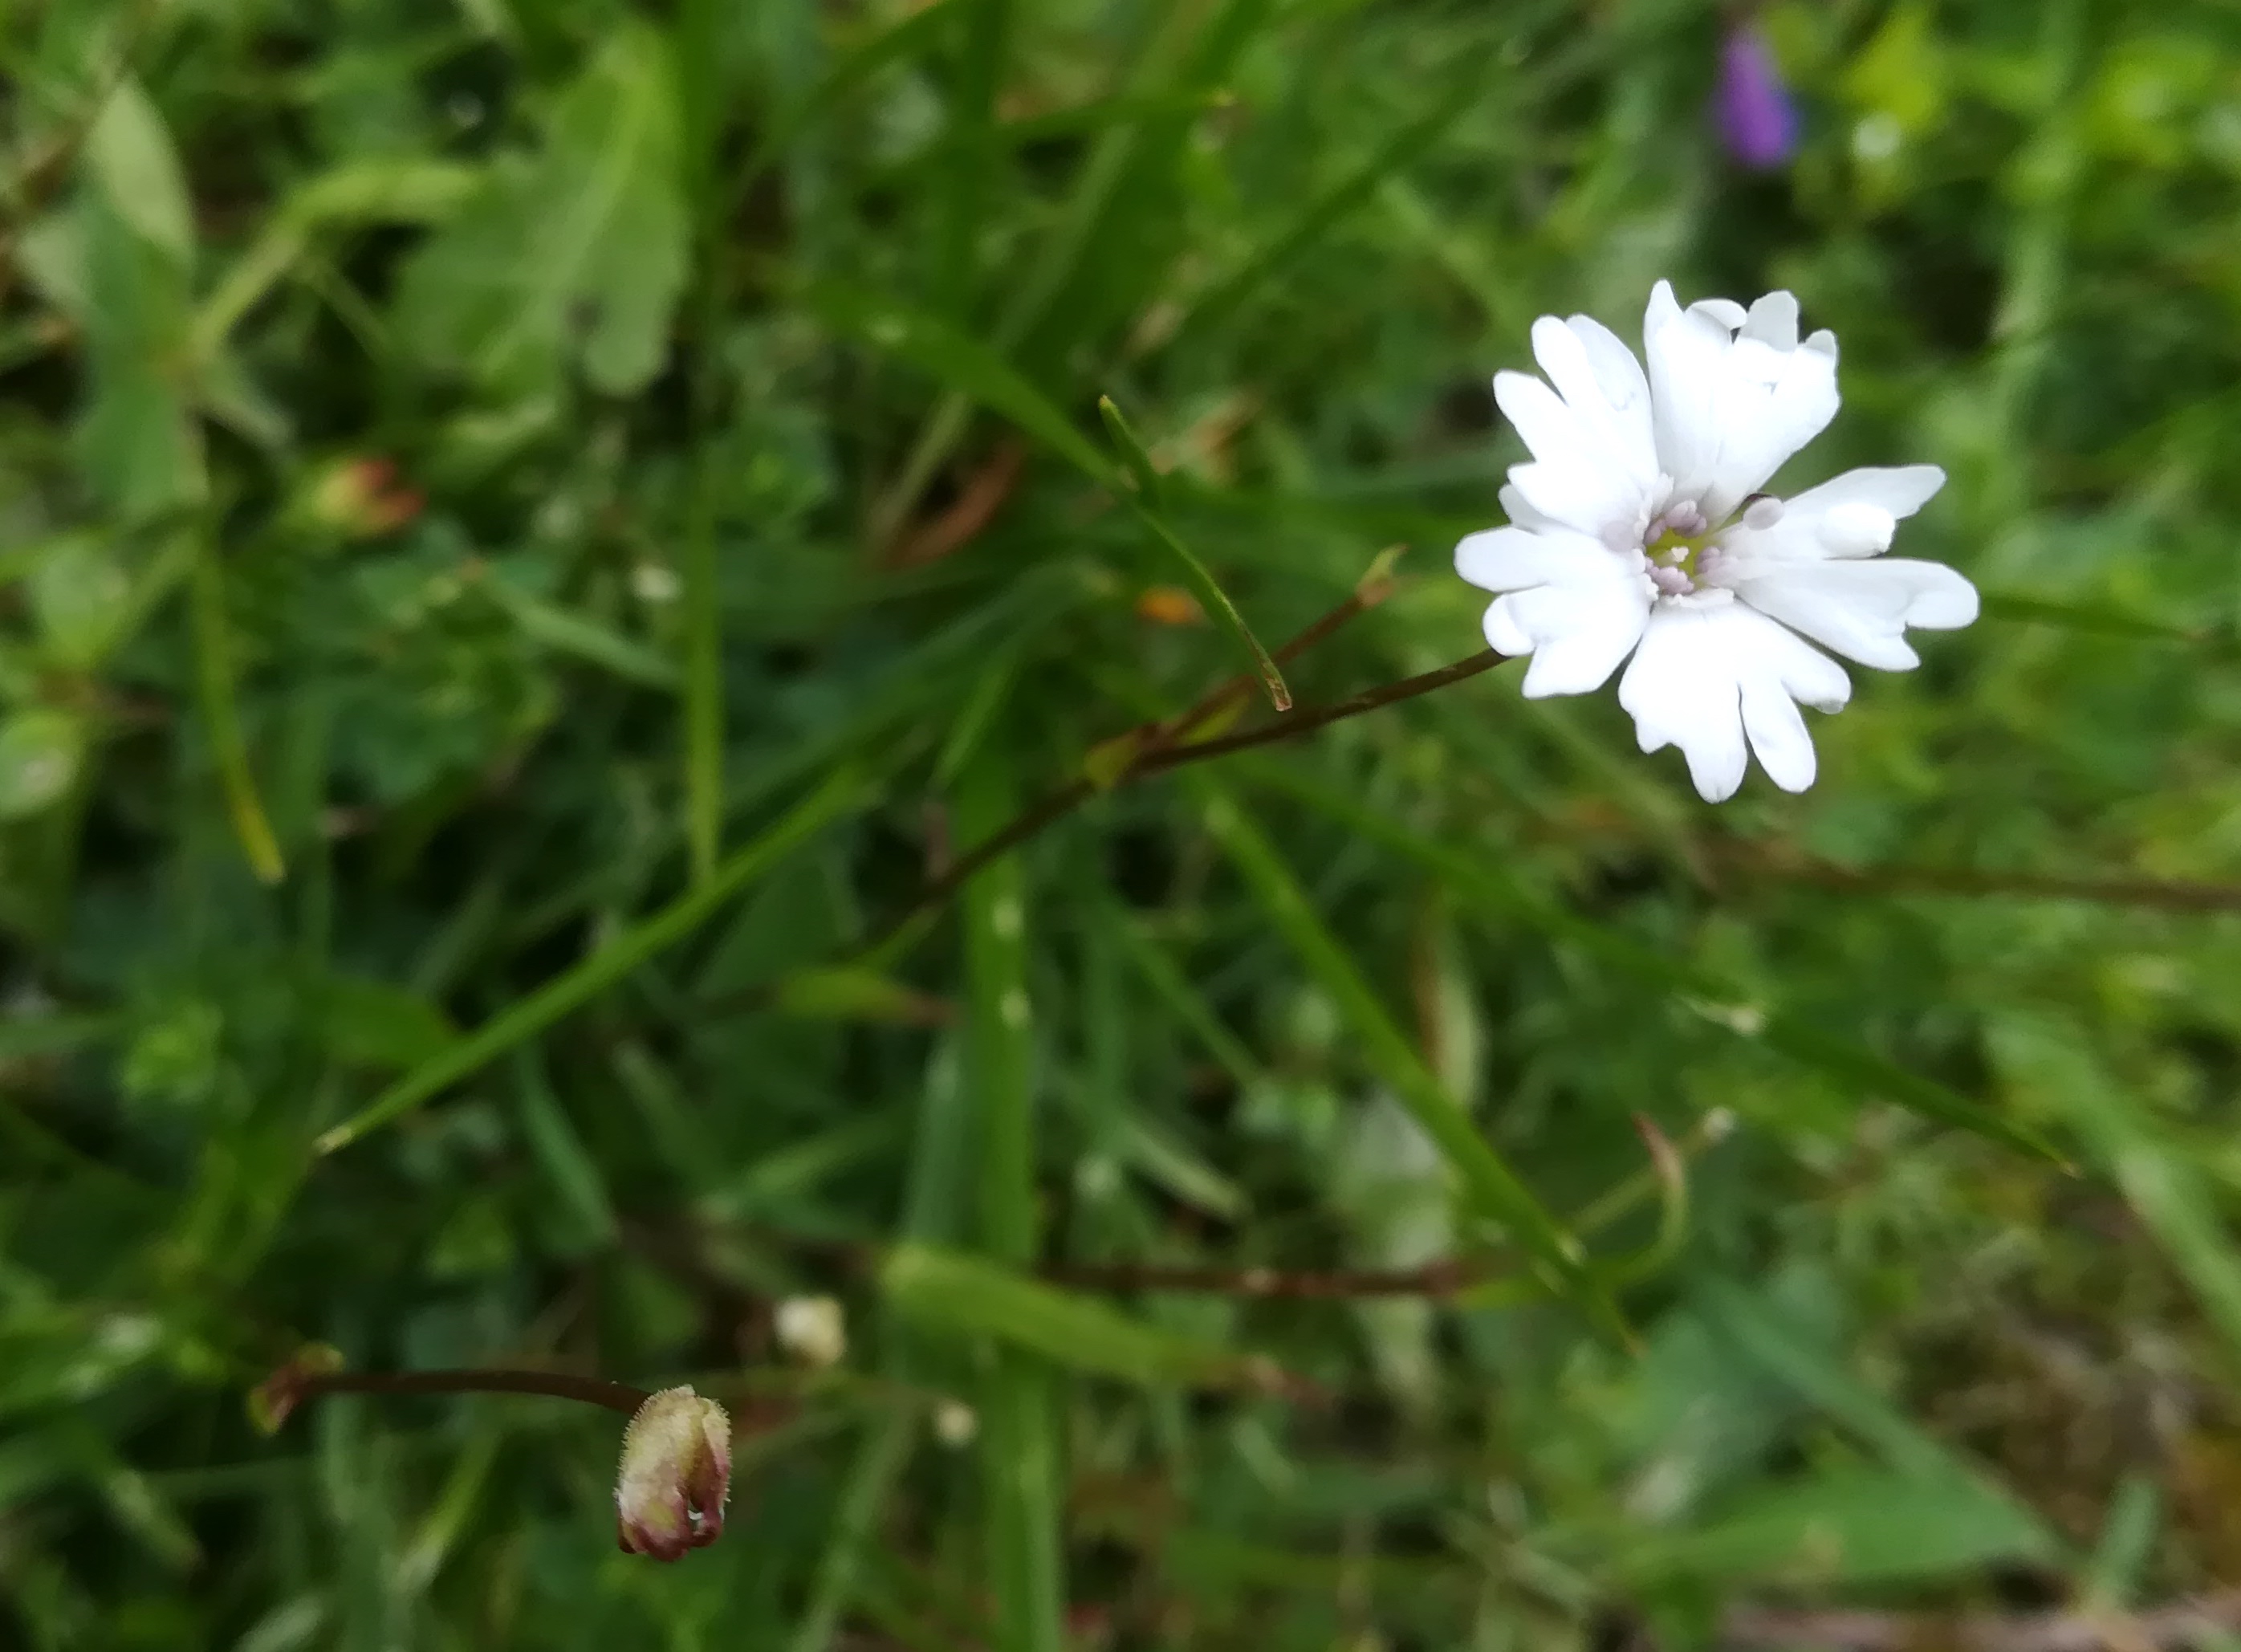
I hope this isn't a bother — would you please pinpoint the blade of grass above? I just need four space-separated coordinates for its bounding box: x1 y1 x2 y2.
868 0 1270 543
1165 55 1490 346
1098 899 1267 1093
681 392 723 884
1990 1014 2241 1368
726 0 964 226
956 743 1064 1652
881 1243 1276 1390
807 279 1115 484
789 1040 974 1652
1975 589 2206 645
678 0 730 888
933 0 1012 315
1099 395 1287 710
1247 759 2061 1165
315 765 869 1154
1184 771 1625 1342
189 534 284 885
481 572 679 690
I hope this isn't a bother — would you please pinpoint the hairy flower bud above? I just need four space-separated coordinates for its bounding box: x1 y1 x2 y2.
615 1385 732 1561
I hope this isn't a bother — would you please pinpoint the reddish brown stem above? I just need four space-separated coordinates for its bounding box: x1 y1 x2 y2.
265 1366 652 1428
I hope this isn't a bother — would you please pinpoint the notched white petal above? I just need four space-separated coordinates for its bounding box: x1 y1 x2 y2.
1516 586 1650 697
1817 502 1896 557
1618 604 1848 801
1739 291 1800 351
1482 595 1534 655
1698 336 1841 521
1493 371 1584 466
1731 559 1978 672
1454 526 1604 593
1690 297 1748 332
1782 464 1945 523
1644 285 1731 503
1496 483 1564 533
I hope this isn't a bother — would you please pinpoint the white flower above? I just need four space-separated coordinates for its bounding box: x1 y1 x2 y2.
1454 281 1977 801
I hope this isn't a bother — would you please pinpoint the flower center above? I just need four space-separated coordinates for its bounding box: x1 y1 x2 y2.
1641 501 1713 596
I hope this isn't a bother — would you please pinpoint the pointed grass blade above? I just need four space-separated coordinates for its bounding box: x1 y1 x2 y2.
315 766 870 1154
189 535 284 885
1247 759 2061 1165
1099 396 1287 710
1186 773 1625 1342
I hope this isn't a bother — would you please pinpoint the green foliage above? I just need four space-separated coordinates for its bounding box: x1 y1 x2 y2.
7 0 2241 1647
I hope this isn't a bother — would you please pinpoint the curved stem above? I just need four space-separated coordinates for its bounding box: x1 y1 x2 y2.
859 650 1506 963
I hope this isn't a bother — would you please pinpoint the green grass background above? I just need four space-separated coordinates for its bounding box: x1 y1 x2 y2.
6 0 2241 1646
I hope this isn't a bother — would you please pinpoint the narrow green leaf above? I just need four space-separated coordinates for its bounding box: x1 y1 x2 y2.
933 0 1012 314
681 434 722 883
1991 1014 2241 1366
76 189 202 518
807 279 1114 483
195 158 478 352
481 571 680 690
82 79 193 267
956 747 1065 1652
1977 590 2202 643
868 0 1273 537
728 0 963 218
881 1243 1265 1390
510 1046 618 1247
189 539 284 885
1693 1276 1978 1483
1100 900 1267 1092
1169 61 1482 343
315 765 870 1154
1619 1467 2056 1588
2084 1474 2162 1607
787 1411 918 1652
1187 772 1625 1341
773 966 950 1025
315 974 458 1070
1100 395 1288 710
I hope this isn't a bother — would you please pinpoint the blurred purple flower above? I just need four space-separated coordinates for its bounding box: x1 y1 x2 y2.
1716 26 1798 169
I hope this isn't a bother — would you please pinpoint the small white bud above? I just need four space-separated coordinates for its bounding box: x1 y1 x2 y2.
933 1399 978 1447
773 1296 848 1369
1742 495 1785 530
